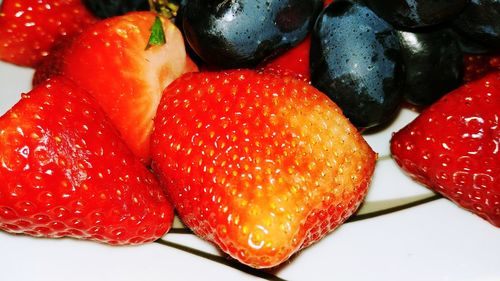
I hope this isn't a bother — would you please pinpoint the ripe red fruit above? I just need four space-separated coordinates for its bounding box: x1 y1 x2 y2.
324 0 334 6
0 0 98 67
260 1 333 82
463 53 500 82
32 36 75 86
262 36 312 82
0 77 174 245
151 69 376 268
391 72 500 227
34 11 198 163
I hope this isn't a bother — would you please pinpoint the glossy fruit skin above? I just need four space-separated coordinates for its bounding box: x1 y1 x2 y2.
463 54 500 82
261 36 312 81
182 0 323 68
39 12 198 163
151 69 376 268
258 1 338 82
364 0 470 29
175 0 188 22
0 77 174 244
83 0 149 19
451 29 496 55
0 0 98 67
453 0 500 48
32 37 74 87
391 72 500 227
310 0 404 129
397 28 464 106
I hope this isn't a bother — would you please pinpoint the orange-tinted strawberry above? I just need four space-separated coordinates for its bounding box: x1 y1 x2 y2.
151 69 376 268
0 77 174 244
37 11 198 163
391 72 500 227
0 0 98 67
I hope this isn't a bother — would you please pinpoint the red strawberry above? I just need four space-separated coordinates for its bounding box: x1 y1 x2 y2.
151 69 376 268
260 1 333 81
463 54 500 82
0 0 98 67
0 77 174 245
33 36 76 86
324 0 334 6
391 72 500 227
35 11 198 163
261 36 312 82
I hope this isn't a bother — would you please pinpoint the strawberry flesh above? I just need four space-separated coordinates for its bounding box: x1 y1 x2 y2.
44 12 198 163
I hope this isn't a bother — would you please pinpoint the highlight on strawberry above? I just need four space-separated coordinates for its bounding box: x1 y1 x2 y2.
33 9 198 164
151 69 377 268
0 0 499 272
0 77 174 245
0 0 98 67
391 72 500 227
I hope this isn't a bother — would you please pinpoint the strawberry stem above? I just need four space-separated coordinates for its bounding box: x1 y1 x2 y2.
148 0 180 20
146 0 181 49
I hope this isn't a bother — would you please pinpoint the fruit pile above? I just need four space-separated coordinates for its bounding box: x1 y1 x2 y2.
0 0 498 269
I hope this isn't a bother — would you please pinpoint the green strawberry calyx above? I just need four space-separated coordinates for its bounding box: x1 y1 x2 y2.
146 16 166 49
146 0 181 49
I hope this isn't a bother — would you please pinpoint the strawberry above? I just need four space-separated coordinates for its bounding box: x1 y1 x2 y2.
0 77 174 245
463 53 500 82
0 0 98 67
324 0 334 6
35 11 198 163
261 36 312 82
32 36 76 86
391 72 500 227
151 69 376 268
260 1 333 82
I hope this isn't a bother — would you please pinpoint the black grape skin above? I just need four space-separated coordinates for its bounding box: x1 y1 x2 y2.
363 0 470 29
83 0 149 19
397 29 464 106
451 29 496 54
310 0 405 129
182 0 323 68
453 0 500 48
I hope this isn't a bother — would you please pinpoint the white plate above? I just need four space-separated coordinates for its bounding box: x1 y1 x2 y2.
0 59 499 281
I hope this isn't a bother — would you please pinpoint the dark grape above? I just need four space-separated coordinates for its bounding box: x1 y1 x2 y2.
451 29 497 54
83 0 149 19
453 0 500 48
182 0 323 68
363 0 470 29
310 0 404 129
397 28 464 106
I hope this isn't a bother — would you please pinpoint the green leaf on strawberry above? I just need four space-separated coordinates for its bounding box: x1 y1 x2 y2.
33 11 198 164
147 16 167 49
